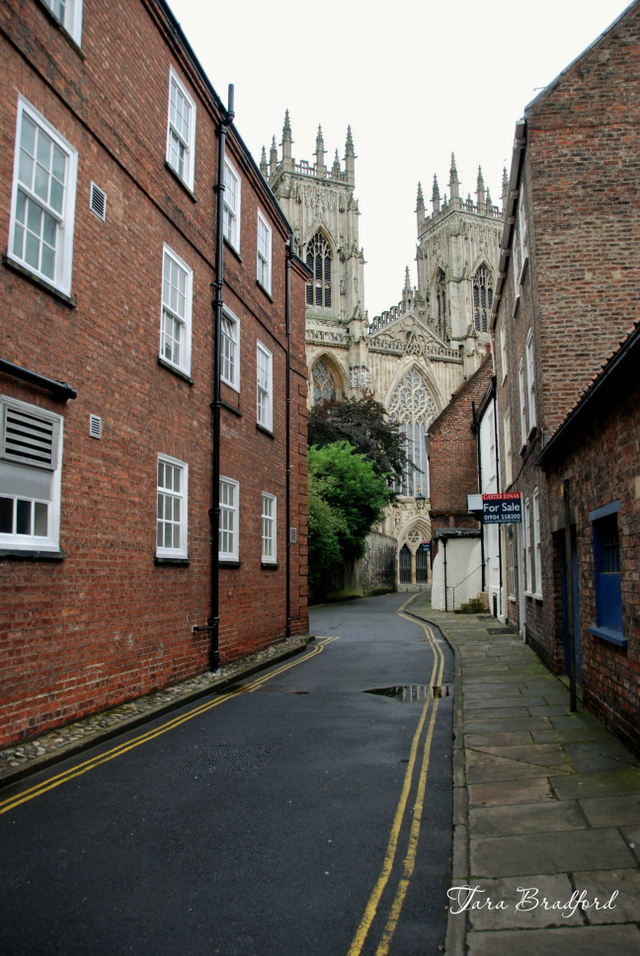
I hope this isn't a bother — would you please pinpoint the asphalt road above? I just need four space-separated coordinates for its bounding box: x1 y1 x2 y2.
0 592 453 956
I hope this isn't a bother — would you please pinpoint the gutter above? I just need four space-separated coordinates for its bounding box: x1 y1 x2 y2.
0 357 76 402
195 84 235 670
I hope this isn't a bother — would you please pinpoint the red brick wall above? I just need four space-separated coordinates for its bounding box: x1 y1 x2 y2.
543 350 640 753
429 357 493 530
495 2 640 672
0 0 308 745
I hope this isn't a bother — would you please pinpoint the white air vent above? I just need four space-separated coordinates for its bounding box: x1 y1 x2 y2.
2 404 56 469
90 182 107 221
89 414 103 439
289 526 297 544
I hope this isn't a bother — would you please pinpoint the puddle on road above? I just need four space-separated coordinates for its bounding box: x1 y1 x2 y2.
365 684 451 702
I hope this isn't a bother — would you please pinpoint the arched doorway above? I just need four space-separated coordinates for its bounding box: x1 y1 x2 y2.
399 545 411 585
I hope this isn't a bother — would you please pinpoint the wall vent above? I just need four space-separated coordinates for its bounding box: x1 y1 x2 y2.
289 526 297 544
89 415 102 439
90 182 107 221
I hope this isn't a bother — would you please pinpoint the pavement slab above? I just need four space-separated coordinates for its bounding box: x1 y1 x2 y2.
470 799 587 837
471 826 636 878
467 924 640 956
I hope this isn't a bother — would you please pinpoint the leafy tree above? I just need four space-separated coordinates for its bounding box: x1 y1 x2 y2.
307 395 406 488
308 442 389 576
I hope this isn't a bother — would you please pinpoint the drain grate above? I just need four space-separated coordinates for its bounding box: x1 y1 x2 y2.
365 684 451 702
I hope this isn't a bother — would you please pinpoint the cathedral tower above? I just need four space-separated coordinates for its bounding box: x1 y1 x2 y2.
262 114 367 402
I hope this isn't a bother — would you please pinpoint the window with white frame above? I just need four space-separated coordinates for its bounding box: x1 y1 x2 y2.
261 492 277 564
257 211 272 294
256 342 273 431
8 97 78 296
220 307 240 390
525 327 537 431
223 158 241 250
523 496 534 596
219 477 239 560
0 396 63 551
499 326 507 383
42 0 83 44
502 409 512 487
518 358 527 446
166 68 196 190
532 487 542 597
156 454 188 558
506 525 517 598
160 245 192 375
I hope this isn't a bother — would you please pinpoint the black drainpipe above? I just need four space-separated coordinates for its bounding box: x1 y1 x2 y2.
285 234 293 638
205 84 234 671
443 537 448 612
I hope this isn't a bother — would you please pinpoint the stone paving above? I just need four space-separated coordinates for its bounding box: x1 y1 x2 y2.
0 633 312 786
407 593 640 955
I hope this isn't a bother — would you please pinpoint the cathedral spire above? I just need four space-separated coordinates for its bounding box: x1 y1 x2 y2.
260 145 267 177
345 126 355 184
449 153 460 201
404 265 411 292
416 181 425 211
282 109 293 169
476 166 486 214
431 175 441 214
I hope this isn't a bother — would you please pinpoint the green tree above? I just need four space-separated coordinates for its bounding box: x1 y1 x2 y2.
308 442 389 582
307 395 406 489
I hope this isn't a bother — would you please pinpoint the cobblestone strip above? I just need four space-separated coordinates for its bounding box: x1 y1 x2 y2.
0 634 312 785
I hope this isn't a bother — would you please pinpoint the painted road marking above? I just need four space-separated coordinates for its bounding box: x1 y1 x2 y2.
348 603 445 956
0 636 339 816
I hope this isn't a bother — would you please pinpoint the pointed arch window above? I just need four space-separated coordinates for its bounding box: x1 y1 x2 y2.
473 265 493 332
388 369 438 497
435 270 447 339
312 359 337 404
306 233 332 308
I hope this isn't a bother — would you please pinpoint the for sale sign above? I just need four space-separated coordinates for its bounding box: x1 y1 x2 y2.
482 492 522 523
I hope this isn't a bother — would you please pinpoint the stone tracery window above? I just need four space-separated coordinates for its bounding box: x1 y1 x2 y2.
435 270 447 339
473 265 493 332
388 368 438 497
306 233 332 308
312 359 337 404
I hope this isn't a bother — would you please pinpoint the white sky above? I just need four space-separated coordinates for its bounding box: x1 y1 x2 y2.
168 0 630 319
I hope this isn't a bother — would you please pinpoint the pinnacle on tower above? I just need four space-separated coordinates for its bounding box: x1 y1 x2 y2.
315 125 326 177
502 166 509 210
449 153 460 200
476 166 486 213
269 136 278 174
485 186 493 211
416 181 425 211
259 145 267 176
344 125 355 184
332 149 341 177
404 265 411 292
431 175 441 213
282 109 293 167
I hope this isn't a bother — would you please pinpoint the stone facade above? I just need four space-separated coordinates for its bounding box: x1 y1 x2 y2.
263 117 503 588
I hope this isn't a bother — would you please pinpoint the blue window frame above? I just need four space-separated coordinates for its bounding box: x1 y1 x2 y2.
589 500 626 647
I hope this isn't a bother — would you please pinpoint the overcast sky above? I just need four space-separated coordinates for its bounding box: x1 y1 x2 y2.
168 0 630 319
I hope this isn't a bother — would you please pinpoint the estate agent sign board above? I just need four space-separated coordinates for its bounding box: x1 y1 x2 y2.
482 492 522 523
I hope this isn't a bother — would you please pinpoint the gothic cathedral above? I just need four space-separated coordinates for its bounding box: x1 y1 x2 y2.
262 112 505 590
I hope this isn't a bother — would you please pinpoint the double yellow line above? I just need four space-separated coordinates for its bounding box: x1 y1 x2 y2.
348 603 445 956
0 636 339 816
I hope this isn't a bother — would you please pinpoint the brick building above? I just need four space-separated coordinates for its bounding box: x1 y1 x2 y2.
492 1 640 747
537 325 640 752
428 356 493 610
0 0 309 746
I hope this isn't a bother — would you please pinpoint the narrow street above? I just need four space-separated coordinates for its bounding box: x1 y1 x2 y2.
1 593 454 955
